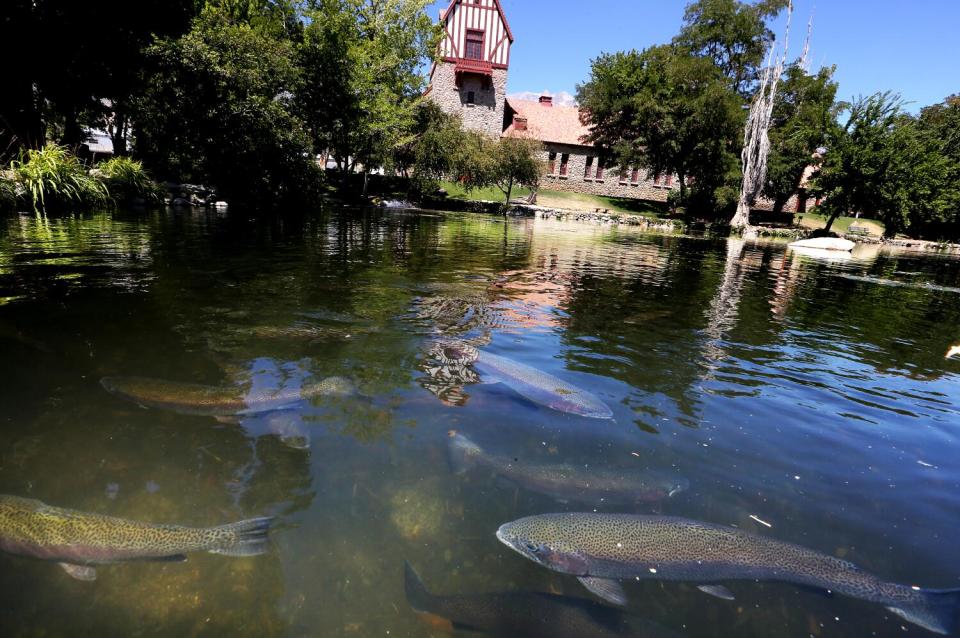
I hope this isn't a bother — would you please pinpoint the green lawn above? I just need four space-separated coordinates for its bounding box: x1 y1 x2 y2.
797 212 885 236
440 180 529 202
440 181 665 217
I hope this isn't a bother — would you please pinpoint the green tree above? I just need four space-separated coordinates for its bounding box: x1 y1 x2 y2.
393 101 468 194
577 45 743 213
916 96 960 238
297 0 439 194
812 92 952 238
457 135 544 205
132 10 321 207
0 0 196 156
763 65 840 213
674 0 789 96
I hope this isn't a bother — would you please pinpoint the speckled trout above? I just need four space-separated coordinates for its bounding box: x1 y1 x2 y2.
0 495 273 581
437 342 613 419
448 432 688 505
497 513 960 635
100 375 356 417
404 561 680 638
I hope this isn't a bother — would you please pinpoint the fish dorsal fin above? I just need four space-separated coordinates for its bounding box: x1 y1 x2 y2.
698 585 736 601
578 576 627 606
59 563 97 581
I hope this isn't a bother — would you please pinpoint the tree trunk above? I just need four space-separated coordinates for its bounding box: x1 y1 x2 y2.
110 108 128 157
61 106 84 151
504 176 514 205
772 196 787 215
823 211 841 233
362 170 369 198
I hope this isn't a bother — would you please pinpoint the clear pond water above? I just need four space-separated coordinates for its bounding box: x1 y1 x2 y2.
0 208 959 637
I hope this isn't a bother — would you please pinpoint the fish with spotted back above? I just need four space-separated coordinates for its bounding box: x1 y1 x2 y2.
448 431 688 505
404 561 679 638
0 495 273 581
497 513 960 635
100 375 356 417
436 342 613 419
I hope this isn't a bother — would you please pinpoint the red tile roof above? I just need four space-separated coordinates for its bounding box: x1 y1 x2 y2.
502 99 593 147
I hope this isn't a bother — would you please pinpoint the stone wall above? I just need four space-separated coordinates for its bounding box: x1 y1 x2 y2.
537 142 807 217
428 63 507 139
538 143 674 202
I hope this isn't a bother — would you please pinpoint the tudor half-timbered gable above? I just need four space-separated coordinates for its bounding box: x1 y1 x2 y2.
437 0 512 70
427 0 514 139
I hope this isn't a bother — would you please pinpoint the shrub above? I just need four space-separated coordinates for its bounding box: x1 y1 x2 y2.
98 157 165 205
10 144 110 213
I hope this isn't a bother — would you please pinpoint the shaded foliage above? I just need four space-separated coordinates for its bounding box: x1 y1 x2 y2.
0 0 196 156
132 11 322 208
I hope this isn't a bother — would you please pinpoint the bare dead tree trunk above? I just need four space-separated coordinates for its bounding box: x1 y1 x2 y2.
731 1 794 232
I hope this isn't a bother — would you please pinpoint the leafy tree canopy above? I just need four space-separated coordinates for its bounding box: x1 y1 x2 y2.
577 45 744 213
674 0 789 95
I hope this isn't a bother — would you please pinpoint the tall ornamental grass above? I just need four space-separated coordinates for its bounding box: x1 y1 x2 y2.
97 157 165 205
11 144 110 213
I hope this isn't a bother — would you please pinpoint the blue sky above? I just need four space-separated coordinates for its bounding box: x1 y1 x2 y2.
427 0 958 112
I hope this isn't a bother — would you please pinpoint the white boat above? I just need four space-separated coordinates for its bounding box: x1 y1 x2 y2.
788 237 856 252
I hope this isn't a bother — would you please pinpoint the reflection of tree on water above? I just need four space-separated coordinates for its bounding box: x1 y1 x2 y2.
701 238 749 377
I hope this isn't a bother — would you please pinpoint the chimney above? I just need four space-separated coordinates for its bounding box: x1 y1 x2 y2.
514 116 528 131
539 95 553 107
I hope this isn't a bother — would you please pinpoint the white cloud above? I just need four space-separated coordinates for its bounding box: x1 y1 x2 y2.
508 90 578 107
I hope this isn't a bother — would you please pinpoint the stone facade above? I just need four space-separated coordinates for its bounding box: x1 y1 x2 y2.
538 143 676 203
428 62 507 140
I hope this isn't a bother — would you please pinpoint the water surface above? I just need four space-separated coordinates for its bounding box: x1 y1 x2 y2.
1 208 959 637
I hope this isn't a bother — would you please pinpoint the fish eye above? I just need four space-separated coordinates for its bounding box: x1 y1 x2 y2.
523 541 541 554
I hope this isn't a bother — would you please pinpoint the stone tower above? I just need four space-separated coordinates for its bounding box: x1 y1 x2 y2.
426 0 514 139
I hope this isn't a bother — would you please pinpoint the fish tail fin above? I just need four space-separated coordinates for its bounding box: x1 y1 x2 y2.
446 430 482 474
403 561 436 614
208 516 274 557
887 588 960 635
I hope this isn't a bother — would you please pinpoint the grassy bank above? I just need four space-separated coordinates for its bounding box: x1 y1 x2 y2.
797 212 885 236
439 181 665 217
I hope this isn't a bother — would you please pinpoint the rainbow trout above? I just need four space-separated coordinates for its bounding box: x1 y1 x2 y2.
448 432 687 505
438 343 613 419
0 495 273 581
100 375 356 417
404 561 679 638
497 513 960 635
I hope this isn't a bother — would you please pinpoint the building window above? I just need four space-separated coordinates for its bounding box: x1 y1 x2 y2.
548 151 557 175
631 168 640 184
465 30 484 61
466 91 475 105
584 156 594 179
665 175 674 187
596 158 605 180
619 169 628 184
560 154 569 177
653 173 661 186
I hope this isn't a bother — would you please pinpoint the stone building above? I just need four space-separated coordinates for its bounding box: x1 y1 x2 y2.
425 0 512 141
427 0 806 214
426 0 678 205
502 96 679 203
